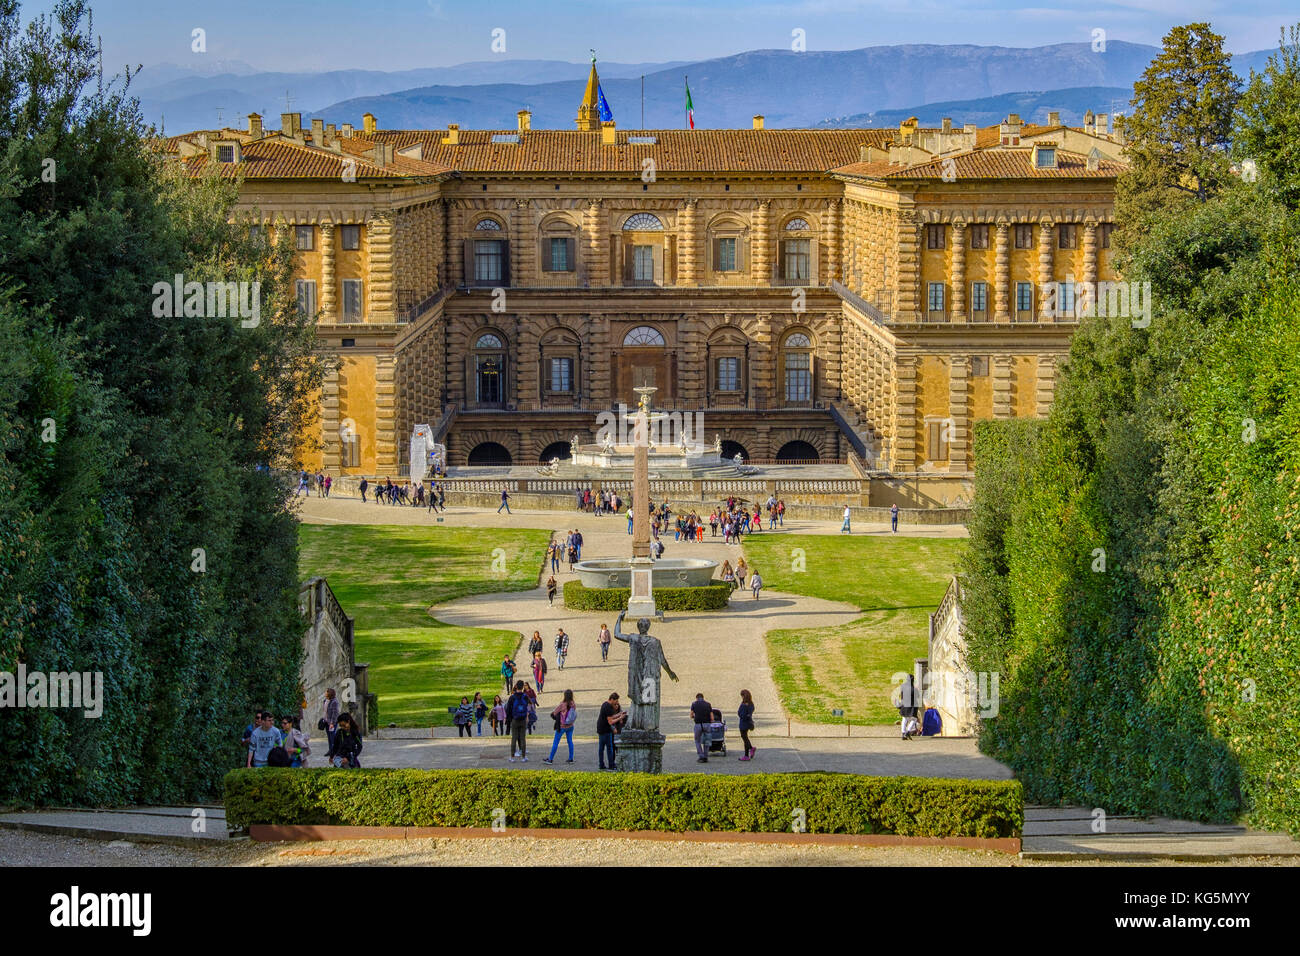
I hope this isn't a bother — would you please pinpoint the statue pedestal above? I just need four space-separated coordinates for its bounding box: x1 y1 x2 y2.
616 728 666 774
626 556 657 619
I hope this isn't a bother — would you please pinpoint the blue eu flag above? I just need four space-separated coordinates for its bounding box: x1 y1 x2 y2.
597 83 614 123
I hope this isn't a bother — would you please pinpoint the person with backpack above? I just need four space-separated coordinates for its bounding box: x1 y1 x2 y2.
737 689 757 761
501 656 516 695
543 689 578 764
454 696 474 737
506 681 531 762
327 712 363 767
554 628 569 669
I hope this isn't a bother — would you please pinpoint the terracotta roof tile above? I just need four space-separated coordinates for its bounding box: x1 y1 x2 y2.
171 135 444 181
370 128 897 173
832 146 1124 180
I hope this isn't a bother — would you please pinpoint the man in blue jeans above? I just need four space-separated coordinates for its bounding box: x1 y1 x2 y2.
890 503 899 533
596 693 625 770
498 488 511 514
690 693 713 762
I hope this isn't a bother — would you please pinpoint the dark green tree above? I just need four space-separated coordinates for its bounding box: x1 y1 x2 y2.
1237 25 1300 209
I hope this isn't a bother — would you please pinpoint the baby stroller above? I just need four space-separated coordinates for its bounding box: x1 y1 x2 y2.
707 709 728 756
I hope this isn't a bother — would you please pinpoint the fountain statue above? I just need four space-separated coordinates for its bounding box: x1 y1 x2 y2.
714 434 722 456
570 434 580 458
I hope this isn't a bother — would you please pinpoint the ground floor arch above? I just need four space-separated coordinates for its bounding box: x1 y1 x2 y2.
467 442 513 465
776 440 820 462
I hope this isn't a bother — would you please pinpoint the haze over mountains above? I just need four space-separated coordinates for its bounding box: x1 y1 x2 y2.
141 42 1276 135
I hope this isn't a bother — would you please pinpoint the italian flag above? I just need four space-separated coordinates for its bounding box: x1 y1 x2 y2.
685 78 694 129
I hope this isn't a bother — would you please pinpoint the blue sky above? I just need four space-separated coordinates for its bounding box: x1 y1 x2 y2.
22 0 1299 73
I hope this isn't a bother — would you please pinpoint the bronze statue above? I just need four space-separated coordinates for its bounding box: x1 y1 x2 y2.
613 610 678 731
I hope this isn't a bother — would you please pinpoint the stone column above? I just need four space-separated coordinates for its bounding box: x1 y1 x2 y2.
992 355 1013 419
583 199 606 285
1083 220 1098 311
321 364 341 470
893 354 918 470
513 199 533 286
366 211 395 322
948 355 969 471
752 312 774 408
1037 218 1054 322
375 354 398 470
679 199 698 285
994 221 1010 323
896 211 922 322
826 198 842 283
319 221 336 322
950 219 966 322
751 199 772 283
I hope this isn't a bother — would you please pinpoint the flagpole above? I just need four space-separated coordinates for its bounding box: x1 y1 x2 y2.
641 74 645 130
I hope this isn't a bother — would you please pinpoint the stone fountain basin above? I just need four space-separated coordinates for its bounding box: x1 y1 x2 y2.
573 558 719 589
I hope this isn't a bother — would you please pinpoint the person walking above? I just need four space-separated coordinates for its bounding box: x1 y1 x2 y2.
737 689 757 761
890 502 899 534
437 483 446 511
573 528 583 561
627 506 634 535
898 674 920 740
528 630 544 658
498 488 512 514
501 656 516 695
490 694 506 736
597 623 611 662
473 691 488 736
321 687 341 754
506 681 530 762
454 696 474 737
777 499 785 526
532 651 548 693
735 558 747 590
525 683 539 733
327 713 363 768
279 716 311 767
554 627 570 669
750 568 763 601
546 575 558 607
543 689 578 764
841 503 852 534
597 693 626 770
690 693 713 763
246 711 283 768
549 542 560 574
359 477 368 503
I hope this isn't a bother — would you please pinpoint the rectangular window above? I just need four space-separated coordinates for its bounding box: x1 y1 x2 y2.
970 224 989 250
475 240 504 282
341 280 364 322
549 357 573 393
716 237 737 272
295 280 317 317
1014 224 1033 249
785 353 811 402
340 225 361 250
1058 224 1077 249
970 281 987 314
716 356 740 392
633 245 654 281
548 237 571 272
1035 147 1056 168
342 432 360 468
249 224 263 242
217 144 235 163
970 356 989 377
1016 281 1033 313
1059 280 1076 315
1099 222 1114 249
296 225 314 251
927 282 945 313
782 239 810 280
926 421 950 462
926 224 946 249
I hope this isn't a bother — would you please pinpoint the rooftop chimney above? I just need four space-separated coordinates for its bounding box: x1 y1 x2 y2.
325 122 337 142
999 113 1023 146
753 114 765 130
311 118 324 142
1047 111 1060 126
941 117 952 133
1095 112 1109 136
601 119 617 145
517 109 532 132
247 113 263 139
362 112 376 136
280 112 302 137
442 123 460 145
341 123 354 138
1083 109 1095 135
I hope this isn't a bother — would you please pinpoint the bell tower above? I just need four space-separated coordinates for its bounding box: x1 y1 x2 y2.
576 58 602 131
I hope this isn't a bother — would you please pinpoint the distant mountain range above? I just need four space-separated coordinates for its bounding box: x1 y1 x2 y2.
141 42 1277 135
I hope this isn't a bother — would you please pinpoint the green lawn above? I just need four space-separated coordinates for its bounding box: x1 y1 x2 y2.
741 535 965 725
298 524 551 727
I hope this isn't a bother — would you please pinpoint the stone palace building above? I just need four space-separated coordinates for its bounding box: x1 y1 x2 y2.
163 62 1126 497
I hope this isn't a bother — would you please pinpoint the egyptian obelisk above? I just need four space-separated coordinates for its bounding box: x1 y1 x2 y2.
627 387 657 619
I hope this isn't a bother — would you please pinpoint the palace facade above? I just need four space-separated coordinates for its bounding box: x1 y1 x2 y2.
164 62 1126 496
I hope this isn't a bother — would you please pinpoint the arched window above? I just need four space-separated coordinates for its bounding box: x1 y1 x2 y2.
779 220 814 283
476 333 504 349
623 213 664 231
475 218 503 231
623 326 666 347
784 218 811 231
782 332 813 404
472 331 507 406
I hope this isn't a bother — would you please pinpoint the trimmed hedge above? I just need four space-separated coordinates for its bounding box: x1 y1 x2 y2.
223 768 1022 837
563 580 732 612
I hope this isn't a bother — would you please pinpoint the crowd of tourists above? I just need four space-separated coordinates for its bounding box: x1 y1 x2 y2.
296 470 332 497
574 487 621 515
240 686 363 770
357 476 447 511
